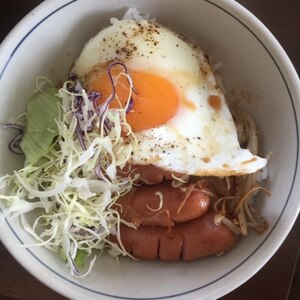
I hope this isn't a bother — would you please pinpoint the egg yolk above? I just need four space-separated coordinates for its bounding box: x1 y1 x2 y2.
90 68 179 132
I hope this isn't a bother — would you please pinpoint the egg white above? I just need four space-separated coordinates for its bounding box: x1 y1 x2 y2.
72 19 267 176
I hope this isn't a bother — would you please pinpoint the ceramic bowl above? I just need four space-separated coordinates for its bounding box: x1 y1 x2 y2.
0 0 300 299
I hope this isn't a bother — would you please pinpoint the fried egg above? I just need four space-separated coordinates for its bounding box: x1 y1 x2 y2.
72 18 267 176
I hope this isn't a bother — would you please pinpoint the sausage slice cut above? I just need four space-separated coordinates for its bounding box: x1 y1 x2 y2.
116 182 210 227
117 210 237 261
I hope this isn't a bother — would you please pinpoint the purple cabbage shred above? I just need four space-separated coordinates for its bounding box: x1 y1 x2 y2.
68 62 137 154
3 123 24 155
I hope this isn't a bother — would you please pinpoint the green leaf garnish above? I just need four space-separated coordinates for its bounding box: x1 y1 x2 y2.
20 88 61 164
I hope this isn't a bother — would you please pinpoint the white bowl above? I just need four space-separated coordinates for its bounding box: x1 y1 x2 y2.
0 0 300 299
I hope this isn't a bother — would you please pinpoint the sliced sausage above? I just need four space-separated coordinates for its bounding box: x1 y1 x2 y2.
115 182 210 227
118 164 183 184
178 211 236 260
117 210 237 261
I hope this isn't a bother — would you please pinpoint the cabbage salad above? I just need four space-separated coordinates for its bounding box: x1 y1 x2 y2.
0 63 137 277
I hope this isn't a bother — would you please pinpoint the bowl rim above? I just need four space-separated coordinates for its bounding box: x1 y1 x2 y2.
0 0 300 299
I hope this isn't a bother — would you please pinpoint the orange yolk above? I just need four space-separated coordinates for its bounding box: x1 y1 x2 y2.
90 68 179 132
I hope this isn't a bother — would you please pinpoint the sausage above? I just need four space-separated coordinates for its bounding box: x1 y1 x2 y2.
115 182 210 227
116 210 237 261
118 164 183 184
178 211 237 260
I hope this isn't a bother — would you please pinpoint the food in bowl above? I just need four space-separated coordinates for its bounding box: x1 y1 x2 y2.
0 9 269 276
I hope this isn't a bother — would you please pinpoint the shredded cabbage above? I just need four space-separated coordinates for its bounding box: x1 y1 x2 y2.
0 70 137 277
